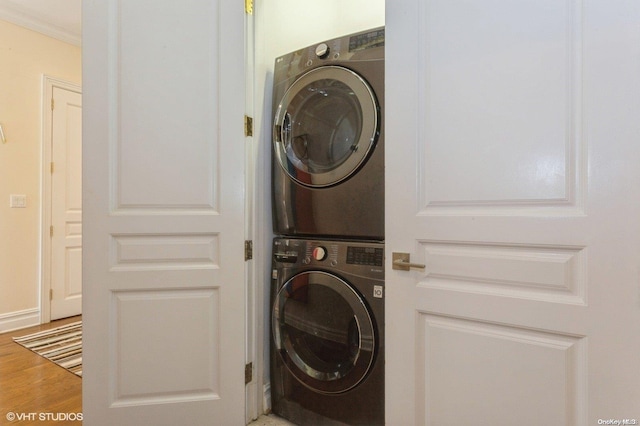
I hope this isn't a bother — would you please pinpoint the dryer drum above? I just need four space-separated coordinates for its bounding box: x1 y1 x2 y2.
272 271 377 394
273 66 379 188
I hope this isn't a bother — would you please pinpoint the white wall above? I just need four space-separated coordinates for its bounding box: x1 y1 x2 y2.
253 0 384 411
260 2 385 63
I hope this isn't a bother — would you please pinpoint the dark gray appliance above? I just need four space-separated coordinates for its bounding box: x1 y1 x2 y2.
271 27 384 240
270 237 384 425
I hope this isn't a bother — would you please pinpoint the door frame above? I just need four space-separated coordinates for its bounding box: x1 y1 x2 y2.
40 75 82 324
245 4 264 420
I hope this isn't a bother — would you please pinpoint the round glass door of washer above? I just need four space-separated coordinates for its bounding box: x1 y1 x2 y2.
273 66 380 188
272 271 377 394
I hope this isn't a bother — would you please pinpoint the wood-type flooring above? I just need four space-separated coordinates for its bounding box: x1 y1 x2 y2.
0 316 82 423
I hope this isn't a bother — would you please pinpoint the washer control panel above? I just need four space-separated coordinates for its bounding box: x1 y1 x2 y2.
273 238 384 275
346 246 384 267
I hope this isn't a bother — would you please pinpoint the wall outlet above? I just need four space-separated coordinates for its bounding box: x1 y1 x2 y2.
9 194 27 208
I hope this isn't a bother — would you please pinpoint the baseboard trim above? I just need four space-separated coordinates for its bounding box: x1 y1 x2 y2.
0 308 40 334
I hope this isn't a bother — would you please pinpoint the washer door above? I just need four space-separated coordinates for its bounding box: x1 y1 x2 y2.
272 271 376 394
273 66 379 188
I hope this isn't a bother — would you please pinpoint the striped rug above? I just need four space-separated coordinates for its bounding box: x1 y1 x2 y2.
13 321 82 377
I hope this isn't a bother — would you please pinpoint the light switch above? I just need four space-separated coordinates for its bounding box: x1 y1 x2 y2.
10 194 27 208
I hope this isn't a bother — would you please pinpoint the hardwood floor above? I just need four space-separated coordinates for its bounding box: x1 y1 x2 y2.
0 316 82 422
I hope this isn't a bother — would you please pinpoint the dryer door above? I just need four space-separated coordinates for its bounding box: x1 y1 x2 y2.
272 271 376 394
273 66 379 188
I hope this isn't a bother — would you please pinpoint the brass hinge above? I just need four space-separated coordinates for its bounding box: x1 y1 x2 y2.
51 98 54 110
50 225 54 237
244 240 253 261
245 362 253 384
50 162 54 173
245 0 253 15
49 289 53 301
244 115 253 137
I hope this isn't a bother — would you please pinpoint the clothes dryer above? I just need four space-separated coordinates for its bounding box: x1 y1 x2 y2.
272 28 384 240
270 237 384 425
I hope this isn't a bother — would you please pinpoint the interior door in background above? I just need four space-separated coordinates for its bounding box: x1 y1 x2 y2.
386 0 640 424
50 86 82 320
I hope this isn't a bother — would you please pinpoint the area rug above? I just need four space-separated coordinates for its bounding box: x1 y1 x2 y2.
13 321 82 377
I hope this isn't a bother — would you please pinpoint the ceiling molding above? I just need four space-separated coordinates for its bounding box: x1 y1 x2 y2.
0 2 80 46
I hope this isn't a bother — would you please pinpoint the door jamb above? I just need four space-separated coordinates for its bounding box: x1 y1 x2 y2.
40 75 81 324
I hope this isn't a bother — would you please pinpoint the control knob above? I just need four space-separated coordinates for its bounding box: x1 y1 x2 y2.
312 246 327 261
315 43 330 59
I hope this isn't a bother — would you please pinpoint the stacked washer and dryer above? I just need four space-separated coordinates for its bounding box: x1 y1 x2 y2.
270 27 385 425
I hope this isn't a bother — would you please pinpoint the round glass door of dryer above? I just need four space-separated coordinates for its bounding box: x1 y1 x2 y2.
273 66 379 187
272 271 377 394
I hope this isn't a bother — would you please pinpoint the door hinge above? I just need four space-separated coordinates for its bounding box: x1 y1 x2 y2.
50 225 54 237
245 0 253 15
245 362 253 384
51 98 54 110
50 162 54 174
245 240 253 261
49 289 53 301
244 115 253 137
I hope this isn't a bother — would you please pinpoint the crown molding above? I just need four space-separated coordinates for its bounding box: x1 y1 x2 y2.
0 3 80 46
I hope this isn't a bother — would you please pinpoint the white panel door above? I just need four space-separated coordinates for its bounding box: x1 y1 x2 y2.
51 86 82 320
82 1 246 424
386 0 640 424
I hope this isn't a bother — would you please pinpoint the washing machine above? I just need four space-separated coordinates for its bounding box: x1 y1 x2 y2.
270 237 384 425
271 27 384 240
